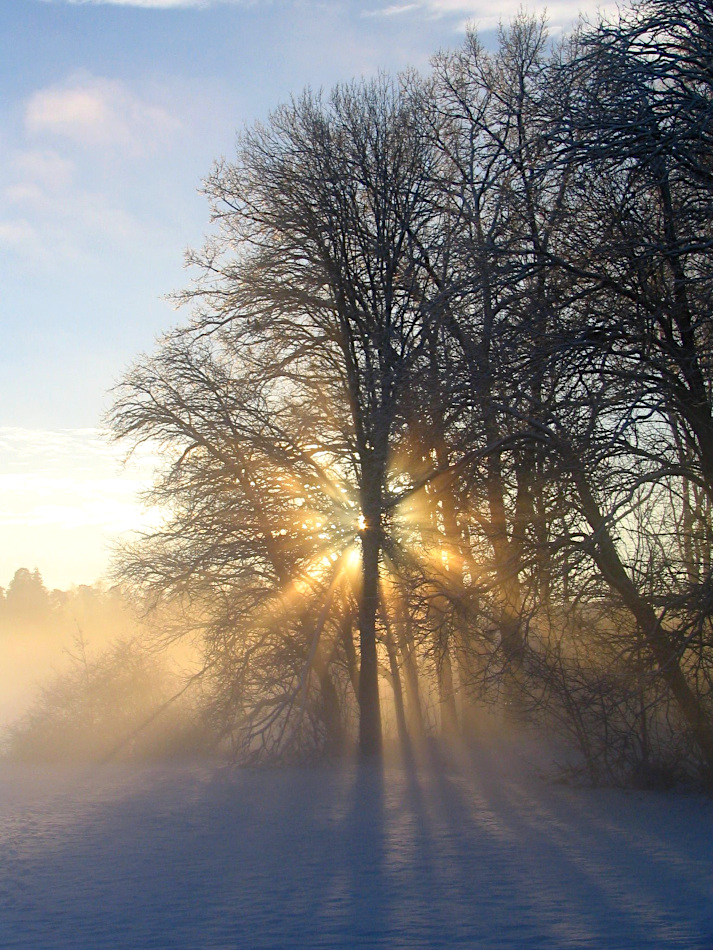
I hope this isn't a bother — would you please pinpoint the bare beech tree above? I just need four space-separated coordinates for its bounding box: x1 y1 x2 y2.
110 330 361 758
113 78 442 758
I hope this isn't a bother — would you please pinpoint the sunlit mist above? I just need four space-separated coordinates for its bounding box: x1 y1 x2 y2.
0 428 162 589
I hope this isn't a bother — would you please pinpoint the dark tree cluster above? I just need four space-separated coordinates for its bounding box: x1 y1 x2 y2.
0 568 132 640
0 568 52 628
110 0 713 785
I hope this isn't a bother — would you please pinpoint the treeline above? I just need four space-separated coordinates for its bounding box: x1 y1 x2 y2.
0 567 133 639
109 0 713 785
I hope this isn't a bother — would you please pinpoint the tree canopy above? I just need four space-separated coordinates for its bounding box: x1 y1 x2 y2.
110 0 713 785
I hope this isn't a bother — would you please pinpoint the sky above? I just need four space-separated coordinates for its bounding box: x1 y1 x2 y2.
0 0 608 590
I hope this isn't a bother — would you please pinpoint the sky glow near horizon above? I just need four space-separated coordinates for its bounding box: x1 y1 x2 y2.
0 427 161 589
2 0 606 589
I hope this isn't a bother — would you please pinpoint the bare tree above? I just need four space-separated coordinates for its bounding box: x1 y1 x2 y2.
107 1 713 783
112 78 443 757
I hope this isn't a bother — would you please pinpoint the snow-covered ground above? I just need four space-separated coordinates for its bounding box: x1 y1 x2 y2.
1 738 712 949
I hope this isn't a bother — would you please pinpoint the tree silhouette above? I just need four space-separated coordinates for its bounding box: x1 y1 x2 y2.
108 1 713 783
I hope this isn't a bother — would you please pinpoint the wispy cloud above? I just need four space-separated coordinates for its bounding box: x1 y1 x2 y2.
2 150 75 245
11 150 74 190
0 76 182 268
25 75 180 153
45 0 255 7
362 0 612 30
0 219 39 253
0 182 153 269
363 3 420 16
0 426 158 475
46 0 212 7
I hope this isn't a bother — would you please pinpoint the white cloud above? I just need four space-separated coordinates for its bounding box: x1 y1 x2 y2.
46 0 252 6
5 184 45 204
47 0 212 7
0 219 38 251
4 150 75 212
0 188 148 268
363 0 614 31
0 112 177 268
12 149 74 190
363 3 420 15
25 75 180 153
0 426 156 475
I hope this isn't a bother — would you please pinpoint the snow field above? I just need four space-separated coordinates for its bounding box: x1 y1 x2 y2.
1 741 712 949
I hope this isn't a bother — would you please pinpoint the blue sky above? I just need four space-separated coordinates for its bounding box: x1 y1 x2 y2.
0 0 603 588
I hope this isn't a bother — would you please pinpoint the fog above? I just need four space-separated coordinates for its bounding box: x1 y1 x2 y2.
2 579 711 950
0 571 119 724
0 568 202 762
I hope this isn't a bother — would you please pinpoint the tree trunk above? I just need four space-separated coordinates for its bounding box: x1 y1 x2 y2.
358 517 383 757
437 641 459 736
314 645 345 756
393 597 425 742
339 610 359 699
384 623 411 759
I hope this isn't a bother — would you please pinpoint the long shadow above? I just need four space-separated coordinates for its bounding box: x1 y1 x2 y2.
333 756 388 947
330 746 460 949
1 757 430 949
424 735 713 949
2 751 712 949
